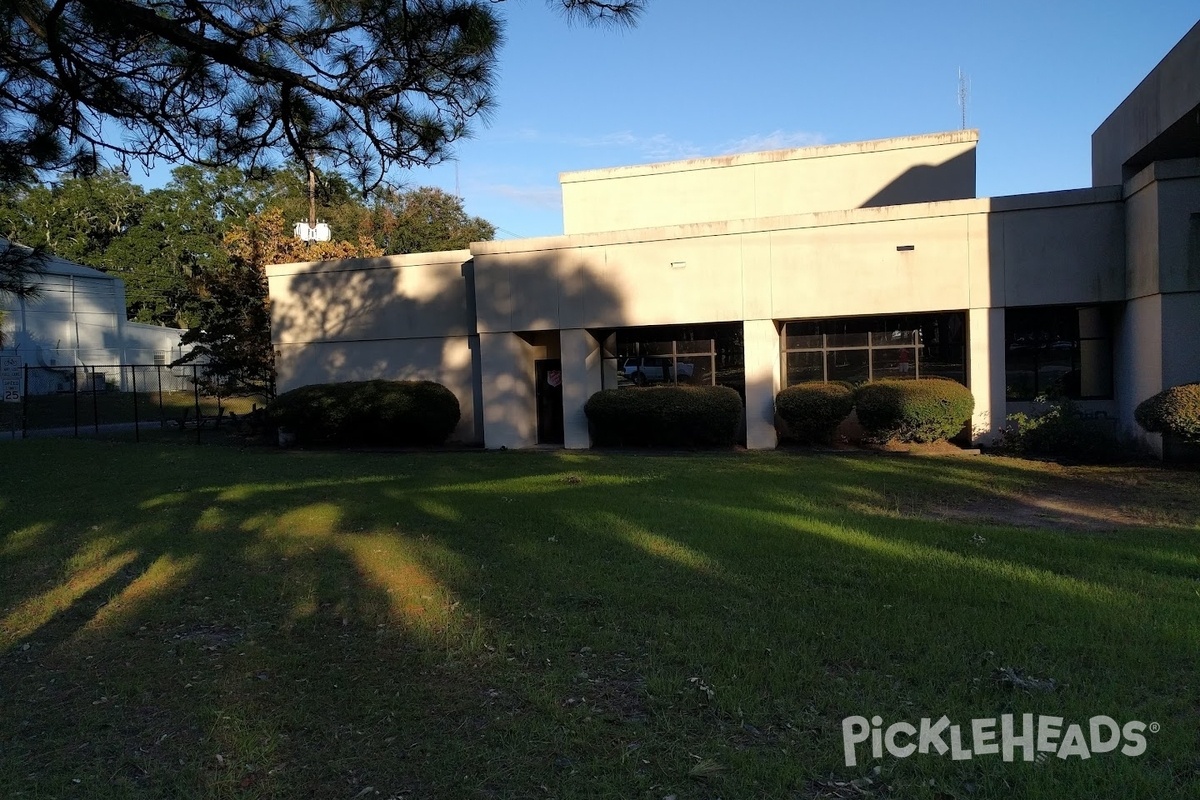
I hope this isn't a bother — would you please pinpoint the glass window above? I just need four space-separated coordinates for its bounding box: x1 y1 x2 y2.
607 323 745 396
827 349 870 384
873 347 917 380
826 332 870 349
780 312 966 388
1005 305 1113 400
785 351 824 384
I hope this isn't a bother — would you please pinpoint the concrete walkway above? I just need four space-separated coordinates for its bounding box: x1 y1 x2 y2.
1 421 169 441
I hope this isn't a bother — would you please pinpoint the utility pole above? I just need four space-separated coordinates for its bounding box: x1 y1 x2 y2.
308 162 317 235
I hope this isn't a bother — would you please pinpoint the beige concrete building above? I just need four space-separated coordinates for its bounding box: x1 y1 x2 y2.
267 19 1200 456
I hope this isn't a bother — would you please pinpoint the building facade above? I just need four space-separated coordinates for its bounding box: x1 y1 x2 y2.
1 250 188 382
267 20 1200 456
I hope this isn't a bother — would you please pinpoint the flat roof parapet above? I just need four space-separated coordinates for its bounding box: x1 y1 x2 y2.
559 130 980 184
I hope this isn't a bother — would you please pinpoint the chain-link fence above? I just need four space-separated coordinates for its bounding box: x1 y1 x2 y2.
2 363 268 442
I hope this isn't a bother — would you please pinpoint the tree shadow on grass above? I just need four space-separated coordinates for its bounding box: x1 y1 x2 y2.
1 443 1198 799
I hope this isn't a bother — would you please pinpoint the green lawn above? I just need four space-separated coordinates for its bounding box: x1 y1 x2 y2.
1 442 1197 799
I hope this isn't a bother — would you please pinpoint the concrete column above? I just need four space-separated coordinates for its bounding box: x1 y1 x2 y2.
560 328 601 449
478 332 536 449
1115 294 1164 454
743 319 781 450
967 307 1005 444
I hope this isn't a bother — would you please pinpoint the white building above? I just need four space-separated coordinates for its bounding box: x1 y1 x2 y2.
1 247 187 391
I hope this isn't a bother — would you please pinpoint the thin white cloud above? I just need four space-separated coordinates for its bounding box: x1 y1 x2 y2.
483 183 563 210
506 127 825 162
721 130 826 154
502 128 704 160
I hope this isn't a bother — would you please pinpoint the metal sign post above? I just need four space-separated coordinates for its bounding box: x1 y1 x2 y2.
1 355 19 403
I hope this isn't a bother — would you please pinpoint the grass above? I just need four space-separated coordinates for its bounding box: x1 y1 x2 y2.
1 442 1198 799
0 392 262 432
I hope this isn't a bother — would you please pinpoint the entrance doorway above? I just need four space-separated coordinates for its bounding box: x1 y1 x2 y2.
535 359 564 445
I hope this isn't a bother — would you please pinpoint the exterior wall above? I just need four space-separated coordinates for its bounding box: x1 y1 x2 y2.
989 189 1126 307
266 250 481 442
1 261 183 371
475 192 1124 333
1124 172 1161 298
4 272 123 365
1152 161 1200 294
561 131 978 235
120 321 188 365
1092 19 1200 185
275 337 479 442
477 332 540 448
1162 292 1200 388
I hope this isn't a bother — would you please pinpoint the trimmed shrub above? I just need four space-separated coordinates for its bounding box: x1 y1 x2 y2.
854 378 975 443
775 382 855 444
585 386 743 448
1135 383 1200 443
1000 401 1124 462
265 380 460 446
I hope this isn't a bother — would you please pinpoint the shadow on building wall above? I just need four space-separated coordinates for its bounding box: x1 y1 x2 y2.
859 149 976 209
270 252 627 446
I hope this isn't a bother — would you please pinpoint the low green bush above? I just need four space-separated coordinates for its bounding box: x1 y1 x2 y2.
775 382 855 444
266 380 460 446
585 386 743 448
1135 383 1200 443
1000 400 1125 463
854 378 974 443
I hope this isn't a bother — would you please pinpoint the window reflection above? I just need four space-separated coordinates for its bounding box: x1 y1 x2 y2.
781 312 966 388
1005 305 1113 400
602 323 745 396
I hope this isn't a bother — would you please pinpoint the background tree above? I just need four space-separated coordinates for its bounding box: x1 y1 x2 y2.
1 163 497 326
0 169 146 264
370 186 496 253
0 0 640 295
176 207 384 398
0 0 638 296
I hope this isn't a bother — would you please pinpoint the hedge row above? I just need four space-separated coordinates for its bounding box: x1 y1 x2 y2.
265 380 460 446
775 382 855 444
855 379 975 443
585 385 743 448
1135 383 1200 443
776 378 975 444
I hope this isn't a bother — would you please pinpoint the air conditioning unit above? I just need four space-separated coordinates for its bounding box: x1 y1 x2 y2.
154 351 168 366
90 373 105 392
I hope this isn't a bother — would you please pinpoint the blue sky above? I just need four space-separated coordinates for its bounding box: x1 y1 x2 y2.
142 2 1200 241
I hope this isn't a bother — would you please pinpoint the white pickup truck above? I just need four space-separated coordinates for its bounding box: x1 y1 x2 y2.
619 356 695 386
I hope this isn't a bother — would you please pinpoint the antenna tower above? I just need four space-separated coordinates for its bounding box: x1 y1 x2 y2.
957 68 970 130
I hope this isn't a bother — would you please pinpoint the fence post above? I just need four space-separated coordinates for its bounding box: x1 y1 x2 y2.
193 364 201 445
73 365 79 438
131 365 140 443
21 364 28 439
90 367 100 434
156 365 164 428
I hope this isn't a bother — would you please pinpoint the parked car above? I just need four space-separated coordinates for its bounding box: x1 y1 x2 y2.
619 356 695 386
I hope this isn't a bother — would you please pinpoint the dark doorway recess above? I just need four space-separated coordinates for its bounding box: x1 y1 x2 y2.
535 359 564 445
